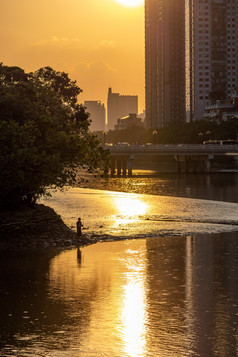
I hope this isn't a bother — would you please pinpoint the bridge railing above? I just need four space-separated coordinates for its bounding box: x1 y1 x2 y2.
104 144 238 154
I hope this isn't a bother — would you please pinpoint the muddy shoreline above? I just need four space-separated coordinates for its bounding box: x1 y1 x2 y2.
0 204 96 251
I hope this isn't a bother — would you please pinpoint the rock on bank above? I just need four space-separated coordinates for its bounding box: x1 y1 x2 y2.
0 204 85 250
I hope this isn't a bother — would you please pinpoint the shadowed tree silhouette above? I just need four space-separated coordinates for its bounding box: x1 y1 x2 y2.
0 63 109 209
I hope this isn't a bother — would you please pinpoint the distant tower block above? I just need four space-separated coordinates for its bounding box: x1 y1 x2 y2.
84 101 106 132
107 87 138 130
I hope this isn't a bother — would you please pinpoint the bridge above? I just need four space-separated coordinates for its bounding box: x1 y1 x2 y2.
104 144 238 176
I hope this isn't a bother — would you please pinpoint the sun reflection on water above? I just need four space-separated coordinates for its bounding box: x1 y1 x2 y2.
109 194 149 233
120 249 148 357
122 279 147 356
113 195 148 217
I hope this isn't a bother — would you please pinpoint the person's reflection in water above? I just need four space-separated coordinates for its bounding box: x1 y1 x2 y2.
77 247 82 264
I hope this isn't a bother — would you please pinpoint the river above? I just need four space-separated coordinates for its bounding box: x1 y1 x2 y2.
1 172 238 357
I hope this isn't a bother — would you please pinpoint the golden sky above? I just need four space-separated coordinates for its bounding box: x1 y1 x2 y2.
0 0 145 112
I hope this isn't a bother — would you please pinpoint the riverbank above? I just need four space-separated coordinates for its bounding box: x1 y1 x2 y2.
0 204 93 251
2 181 238 251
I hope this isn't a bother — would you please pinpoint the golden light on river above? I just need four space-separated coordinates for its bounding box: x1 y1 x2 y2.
112 195 148 355
121 273 147 356
49 236 149 356
113 195 148 217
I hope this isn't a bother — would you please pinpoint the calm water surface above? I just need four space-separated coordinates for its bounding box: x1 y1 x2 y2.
1 173 238 357
84 172 238 204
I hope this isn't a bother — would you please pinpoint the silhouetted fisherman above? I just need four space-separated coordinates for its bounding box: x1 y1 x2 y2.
76 217 83 237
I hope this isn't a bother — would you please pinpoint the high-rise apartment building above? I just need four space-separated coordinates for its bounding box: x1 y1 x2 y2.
107 88 138 130
84 101 106 131
145 0 186 128
145 0 238 125
186 0 238 121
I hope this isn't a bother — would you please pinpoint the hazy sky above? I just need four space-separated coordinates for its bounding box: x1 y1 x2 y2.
0 0 145 112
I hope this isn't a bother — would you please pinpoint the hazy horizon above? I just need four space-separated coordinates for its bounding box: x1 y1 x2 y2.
0 0 145 113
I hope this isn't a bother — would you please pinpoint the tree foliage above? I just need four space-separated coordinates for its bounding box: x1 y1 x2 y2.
95 119 238 145
0 63 109 209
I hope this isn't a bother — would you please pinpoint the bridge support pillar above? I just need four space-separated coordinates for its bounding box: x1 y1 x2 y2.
110 155 134 176
128 159 133 176
185 158 191 173
192 160 200 173
175 155 185 173
122 159 127 176
111 158 116 177
128 154 135 176
199 160 205 173
117 159 122 176
205 159 211 173
176 161 182 173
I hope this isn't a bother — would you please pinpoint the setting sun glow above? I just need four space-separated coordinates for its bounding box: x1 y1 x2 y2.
115 0 144 7
0 0 145 113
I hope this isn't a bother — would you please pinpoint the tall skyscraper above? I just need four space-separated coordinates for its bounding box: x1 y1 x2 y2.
107 88 138 130
84 101 106 132
145 0 238 125
145 0 186 128
186 0 238 121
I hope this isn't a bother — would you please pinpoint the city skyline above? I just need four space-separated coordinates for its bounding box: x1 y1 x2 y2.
0 0 145 112
2 0 238 128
